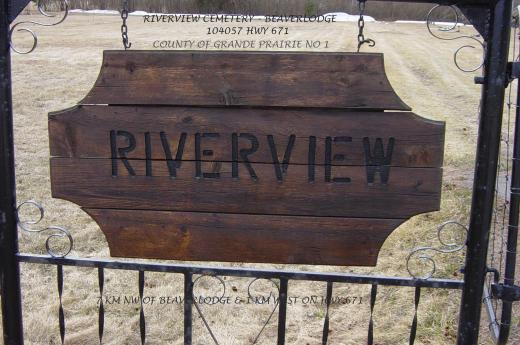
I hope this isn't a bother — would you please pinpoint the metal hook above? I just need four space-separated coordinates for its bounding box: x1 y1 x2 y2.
356 0 375 52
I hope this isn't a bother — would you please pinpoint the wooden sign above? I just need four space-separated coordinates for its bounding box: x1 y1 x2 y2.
49 51 445 266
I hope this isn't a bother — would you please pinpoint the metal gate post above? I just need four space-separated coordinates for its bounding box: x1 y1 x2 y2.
457 0 512 344
0 0 24 344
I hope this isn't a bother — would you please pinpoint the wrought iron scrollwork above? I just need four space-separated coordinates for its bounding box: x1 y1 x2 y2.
247 278 280 344
17 200 73 257
406 221 468 279
426 5 484 73
192 275 280 345
9 0 69 54
192 275 226 344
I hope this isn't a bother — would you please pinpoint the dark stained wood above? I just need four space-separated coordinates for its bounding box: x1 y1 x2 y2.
80 51 411 110
85 208 405 266
51 158 441 218
49 106 445 168
48 50 446 266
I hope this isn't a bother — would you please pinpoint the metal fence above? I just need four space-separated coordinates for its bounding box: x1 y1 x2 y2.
0 0 518 344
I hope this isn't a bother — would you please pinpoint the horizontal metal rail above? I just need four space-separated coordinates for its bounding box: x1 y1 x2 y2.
17 253 464 289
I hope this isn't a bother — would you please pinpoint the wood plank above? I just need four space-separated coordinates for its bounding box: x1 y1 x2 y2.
80 51 411 110
49 106 445 168
51 158 442 218
85 208 405 266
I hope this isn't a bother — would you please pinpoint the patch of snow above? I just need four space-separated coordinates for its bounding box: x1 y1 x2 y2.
70 9 119 15
395 20 470 27
130 10 151 16
324 12 375 22
395 20 425 24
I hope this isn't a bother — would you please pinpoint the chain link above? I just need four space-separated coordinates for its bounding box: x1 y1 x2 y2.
121 0 131 50
357 0 375 52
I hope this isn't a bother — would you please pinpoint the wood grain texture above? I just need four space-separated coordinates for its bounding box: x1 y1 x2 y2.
85 208 405 265
51 158 442 218
79 51 411 110
49 106 445 168
48 50 446 265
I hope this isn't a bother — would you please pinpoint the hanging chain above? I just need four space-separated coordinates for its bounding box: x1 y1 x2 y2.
121 0 131 50
357 0 375 52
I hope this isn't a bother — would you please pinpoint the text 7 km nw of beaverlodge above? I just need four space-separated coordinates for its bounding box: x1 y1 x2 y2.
110 131 395 184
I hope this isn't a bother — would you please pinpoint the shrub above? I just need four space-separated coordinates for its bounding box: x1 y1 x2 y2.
304 1 317 16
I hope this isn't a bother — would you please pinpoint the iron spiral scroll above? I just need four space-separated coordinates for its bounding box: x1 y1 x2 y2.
407 221 468 279
17 200 73 257
9 0 69 54
426 4 484 73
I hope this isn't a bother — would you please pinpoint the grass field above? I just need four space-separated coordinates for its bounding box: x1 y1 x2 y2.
1 11 517 344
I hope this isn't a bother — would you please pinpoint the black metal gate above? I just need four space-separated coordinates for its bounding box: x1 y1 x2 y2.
0 0 518 344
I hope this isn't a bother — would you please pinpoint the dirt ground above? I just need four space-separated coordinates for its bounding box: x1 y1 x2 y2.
0 11 516 345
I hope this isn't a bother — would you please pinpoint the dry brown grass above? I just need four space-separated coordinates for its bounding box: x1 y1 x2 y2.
0 12 510 345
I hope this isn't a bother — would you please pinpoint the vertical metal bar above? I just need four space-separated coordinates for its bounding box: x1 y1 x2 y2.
138 271 146 345
496 33 520 345
457 0 513 344
184 272 193 345
98 268 105 345
367 284 377 345
321 282 333 345
0 0 24 344
409 287 421 345
277 278 288 345
57 265 65 345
